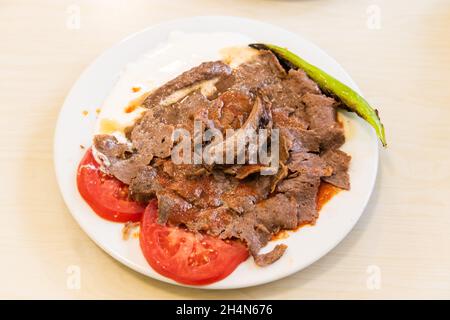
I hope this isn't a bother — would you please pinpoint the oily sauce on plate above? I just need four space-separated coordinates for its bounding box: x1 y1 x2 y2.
272 181 341 240
316 181 341 211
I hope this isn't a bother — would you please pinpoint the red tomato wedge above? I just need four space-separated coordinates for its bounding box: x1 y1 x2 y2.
140 200 249 285
77 148 145 222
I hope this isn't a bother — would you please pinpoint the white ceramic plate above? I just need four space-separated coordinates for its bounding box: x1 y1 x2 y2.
54 16 379 289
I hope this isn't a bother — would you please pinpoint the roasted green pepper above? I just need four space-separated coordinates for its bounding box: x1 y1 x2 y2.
249 43 387 147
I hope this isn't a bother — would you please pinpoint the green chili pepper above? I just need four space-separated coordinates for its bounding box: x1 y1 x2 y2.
249 43 387 147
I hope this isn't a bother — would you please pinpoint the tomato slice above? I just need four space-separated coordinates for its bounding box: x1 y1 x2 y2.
77 148 145 222
140 200 249 285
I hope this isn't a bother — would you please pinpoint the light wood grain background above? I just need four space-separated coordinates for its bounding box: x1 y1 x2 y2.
1 0 449 299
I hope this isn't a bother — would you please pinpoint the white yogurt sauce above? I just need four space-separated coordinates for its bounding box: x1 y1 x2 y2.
94 31 257 140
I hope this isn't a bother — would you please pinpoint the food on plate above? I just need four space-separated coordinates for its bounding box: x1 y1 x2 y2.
250 43 387 146
140 200 249 285
77 41 383 285
77 147 145 222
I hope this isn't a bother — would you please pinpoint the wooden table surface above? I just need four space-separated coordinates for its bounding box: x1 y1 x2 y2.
1 0 449 299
